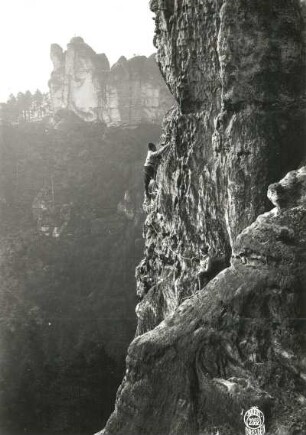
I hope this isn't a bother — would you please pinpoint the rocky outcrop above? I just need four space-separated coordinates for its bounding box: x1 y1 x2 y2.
103 167 306 435
100 0 306 434
135 0 305 335
49 37 174 126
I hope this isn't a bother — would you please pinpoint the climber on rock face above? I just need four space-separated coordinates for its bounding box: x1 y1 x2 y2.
144 142 170 200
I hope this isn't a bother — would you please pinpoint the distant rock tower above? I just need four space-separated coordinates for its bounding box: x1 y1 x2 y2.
49 37 174 126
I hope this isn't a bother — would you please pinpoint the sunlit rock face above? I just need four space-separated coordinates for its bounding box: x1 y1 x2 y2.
99 0 306 434
49 37 174 126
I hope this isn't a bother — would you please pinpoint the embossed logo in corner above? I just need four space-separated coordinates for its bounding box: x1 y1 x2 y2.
244 406 265 435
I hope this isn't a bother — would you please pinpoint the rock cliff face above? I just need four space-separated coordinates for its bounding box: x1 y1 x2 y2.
49 37 174 126
100 0 306 434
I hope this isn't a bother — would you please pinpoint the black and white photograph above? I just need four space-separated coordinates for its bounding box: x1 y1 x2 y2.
0 1 306 434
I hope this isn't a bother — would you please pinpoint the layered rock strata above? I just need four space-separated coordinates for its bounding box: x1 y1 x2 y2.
49 37 174 126
100 0 306 433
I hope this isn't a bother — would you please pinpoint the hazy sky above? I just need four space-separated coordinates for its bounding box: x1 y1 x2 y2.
0 0 155 102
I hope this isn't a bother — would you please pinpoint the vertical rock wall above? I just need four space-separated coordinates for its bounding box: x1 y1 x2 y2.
99 1 306 434
135 0 305 334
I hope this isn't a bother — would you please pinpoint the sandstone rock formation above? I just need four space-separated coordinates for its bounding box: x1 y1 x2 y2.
99 0 306 434
136 0 305 335
49 37 174 126
103 167 306 435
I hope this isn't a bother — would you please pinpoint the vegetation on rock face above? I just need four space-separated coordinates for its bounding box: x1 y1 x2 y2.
0 115 162 435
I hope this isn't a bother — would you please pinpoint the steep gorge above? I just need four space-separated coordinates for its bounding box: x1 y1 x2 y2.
0 118 162 434
101 0 306 434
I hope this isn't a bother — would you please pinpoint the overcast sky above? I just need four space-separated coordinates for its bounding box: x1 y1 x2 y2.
0 0 155 102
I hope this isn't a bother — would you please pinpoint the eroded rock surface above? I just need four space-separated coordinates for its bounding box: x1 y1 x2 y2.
99 0 306 434
135 0 305 335
102 167 306 435
49 37 174 126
